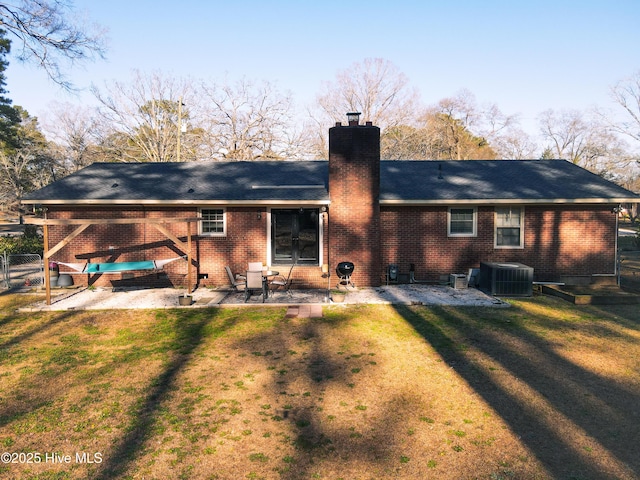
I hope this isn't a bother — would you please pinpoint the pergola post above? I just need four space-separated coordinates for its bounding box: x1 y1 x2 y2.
187 221 193 294
43 223 50 306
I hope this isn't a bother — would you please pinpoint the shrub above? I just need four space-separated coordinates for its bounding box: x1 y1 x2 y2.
0 226 44 255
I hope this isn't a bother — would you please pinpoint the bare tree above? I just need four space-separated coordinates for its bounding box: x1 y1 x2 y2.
481 103 526 157
0 0 106 89
316 58 419 128
302 113 330 160
423 89 523 160
200 77 309 160
538 108 623 170
91 72 312 162
381 125 435 160
311 58 420 158
491 127 539 160
42 102 102 172
423 111 498 160
610 70 640 145
0 148 31 211
91 71 197 162
431 89 480 133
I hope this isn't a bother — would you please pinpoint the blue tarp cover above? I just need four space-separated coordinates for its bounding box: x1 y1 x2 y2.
85 261 156 273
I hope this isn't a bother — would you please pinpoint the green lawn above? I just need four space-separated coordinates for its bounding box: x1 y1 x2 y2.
0 292 638 479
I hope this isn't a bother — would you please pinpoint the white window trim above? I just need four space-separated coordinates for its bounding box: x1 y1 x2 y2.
448 206 477 237
199 207 227 237
494 206 524 249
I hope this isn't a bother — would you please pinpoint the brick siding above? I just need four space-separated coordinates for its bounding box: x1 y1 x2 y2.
380 204 616 283
46 203 616 289
46 206 330 289
328 123 382 287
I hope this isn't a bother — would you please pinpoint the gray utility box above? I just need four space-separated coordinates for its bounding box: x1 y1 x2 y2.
449 274 468 289
479 262 534 296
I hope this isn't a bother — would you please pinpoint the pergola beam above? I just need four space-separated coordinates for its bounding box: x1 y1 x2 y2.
26 217 200 226
151 224 189 254
31 217 201 305
45 224 92 260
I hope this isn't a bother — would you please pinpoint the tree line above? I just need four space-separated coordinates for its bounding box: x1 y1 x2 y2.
0 2 638 217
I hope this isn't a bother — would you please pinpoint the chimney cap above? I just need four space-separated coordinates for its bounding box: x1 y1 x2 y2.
346 112 361 125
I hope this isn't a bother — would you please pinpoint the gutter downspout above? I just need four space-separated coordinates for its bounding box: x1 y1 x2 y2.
325 209 331 303
615 205 620 286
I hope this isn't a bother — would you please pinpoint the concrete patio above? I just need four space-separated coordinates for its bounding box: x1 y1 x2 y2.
21 283 508 311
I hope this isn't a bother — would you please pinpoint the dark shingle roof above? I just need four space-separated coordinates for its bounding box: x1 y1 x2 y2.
23 161 330 204
23 159 638 205
380 160 638 203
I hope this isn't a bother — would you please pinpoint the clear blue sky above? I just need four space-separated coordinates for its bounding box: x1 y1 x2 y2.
6 0 640 136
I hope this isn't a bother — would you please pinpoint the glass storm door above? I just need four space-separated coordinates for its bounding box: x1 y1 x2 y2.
271 209 319 265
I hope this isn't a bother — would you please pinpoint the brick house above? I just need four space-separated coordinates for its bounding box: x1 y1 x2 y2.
22 116 639 290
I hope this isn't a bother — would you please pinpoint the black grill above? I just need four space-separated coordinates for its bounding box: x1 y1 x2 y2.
336 261 355 288
336 261 354 277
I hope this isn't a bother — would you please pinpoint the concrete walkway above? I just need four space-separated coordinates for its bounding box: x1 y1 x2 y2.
285 304 324 318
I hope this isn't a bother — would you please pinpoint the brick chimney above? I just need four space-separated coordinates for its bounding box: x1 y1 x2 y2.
328 113 382 287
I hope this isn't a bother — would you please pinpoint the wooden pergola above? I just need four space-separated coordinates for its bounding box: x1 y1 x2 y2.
26 217 200 305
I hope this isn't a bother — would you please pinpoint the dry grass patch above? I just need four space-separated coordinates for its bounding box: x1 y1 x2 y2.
0 293 638 479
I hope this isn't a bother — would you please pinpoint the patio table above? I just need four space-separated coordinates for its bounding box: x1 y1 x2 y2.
262 270 279 298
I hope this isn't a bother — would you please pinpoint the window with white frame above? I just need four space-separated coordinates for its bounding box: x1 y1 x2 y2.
448 207 477 236
495 206 524 247
200 208 226 236
271 208 319 265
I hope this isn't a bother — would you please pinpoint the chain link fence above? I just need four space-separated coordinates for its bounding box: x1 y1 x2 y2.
1 253 43 289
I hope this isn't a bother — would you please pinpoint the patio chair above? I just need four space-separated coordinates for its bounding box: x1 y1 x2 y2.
270 263 295 296
244 270 266 303
248 262 263 272
225 266 245 291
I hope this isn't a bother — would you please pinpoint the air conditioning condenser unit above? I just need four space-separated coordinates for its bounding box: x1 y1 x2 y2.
479 262 533 296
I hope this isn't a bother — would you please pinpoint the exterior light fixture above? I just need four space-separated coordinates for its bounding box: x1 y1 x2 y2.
347 112 361 126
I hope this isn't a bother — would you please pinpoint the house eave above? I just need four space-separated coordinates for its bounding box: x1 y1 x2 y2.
380 198 637 206
21 199 332 206
23 197 635 207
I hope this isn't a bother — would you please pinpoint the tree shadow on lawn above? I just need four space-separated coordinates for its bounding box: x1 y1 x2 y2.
0 309 102 430
0 308 76 350
396 302 640 480
0 306 241 480
227 313 425 480
94 309 240 480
